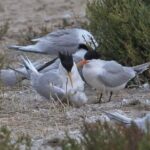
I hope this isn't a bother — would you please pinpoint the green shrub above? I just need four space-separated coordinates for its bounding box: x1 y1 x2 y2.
0 126 31 150
86 0 150 65
62 122 150 150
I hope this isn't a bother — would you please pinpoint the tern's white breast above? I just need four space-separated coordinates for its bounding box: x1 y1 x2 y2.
83 60 106 91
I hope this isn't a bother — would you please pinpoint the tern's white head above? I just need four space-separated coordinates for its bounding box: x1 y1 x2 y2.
77 29 98 50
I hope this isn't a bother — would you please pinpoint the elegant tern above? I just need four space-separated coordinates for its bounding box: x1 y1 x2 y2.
8 28 98 55
80 51 150 102
21 53 87 107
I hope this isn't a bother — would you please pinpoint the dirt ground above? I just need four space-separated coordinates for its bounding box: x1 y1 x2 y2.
0 0 150 149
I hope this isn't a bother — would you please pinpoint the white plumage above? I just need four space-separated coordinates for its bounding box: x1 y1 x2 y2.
82 58 150 101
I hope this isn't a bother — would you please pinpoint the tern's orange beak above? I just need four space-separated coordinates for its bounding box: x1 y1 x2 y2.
77 59 89 68
67 72 73 88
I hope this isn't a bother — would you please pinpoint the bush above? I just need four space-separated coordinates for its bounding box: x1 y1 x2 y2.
86 0 150 65
62 122 150 150
0 126 31 150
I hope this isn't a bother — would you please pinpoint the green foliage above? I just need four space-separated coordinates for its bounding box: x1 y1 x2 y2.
0 126 31 150
86 0 150 65
62 122 150 150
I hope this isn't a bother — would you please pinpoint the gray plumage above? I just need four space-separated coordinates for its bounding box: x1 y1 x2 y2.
0 59 45 87
21 55 88 107
82 59 150 93
1 49 87 87
8 28 98 55
30 71 64 99
98 61 135 87
104 111 150 132
0 69 20 86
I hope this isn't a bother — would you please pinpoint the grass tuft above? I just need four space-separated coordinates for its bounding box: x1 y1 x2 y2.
17 25 51 45
62 122 150 150
0 126 31 150
0 22 9 39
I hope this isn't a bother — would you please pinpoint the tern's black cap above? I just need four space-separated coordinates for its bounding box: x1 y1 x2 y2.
59 52 73 72
78 44 89 51
84 51 100 60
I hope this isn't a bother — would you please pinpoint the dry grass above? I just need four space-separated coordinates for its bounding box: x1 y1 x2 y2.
0 22 9 40
17 25 51 45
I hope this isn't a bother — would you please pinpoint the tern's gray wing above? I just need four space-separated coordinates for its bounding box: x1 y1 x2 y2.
104 111 132 124
33 29 73 41
39 71 62 87
9 29 79 54
98 61 133 87
31 29 79 54
33 71 64 99
34 29 79 54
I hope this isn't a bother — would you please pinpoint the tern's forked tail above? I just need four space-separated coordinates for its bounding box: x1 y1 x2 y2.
132 62 150 74
21 55 39 75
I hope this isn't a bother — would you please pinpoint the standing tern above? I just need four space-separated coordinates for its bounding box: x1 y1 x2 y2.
8 28 98 55
79 51 150 102
21 52 88 107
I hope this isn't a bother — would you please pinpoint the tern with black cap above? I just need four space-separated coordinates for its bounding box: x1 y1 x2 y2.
8 28 98 55
20 53 87 107
80 51 150 102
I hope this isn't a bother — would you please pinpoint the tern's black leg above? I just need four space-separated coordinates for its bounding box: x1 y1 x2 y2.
99 93 103 103
108 91 113 102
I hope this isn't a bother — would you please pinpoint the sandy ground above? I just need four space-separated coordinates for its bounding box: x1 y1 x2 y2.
0 0 150 149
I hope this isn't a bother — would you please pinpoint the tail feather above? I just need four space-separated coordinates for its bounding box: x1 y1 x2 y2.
21 55 39 75
8 45 42 53
132 62 150 74
103 111 132 124
31 38 41 42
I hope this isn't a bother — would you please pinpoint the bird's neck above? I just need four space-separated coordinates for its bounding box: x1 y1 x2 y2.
58 63 72 91
59 63 84 92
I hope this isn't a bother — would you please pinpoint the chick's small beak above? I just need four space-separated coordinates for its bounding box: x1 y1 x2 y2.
68 72 73 88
